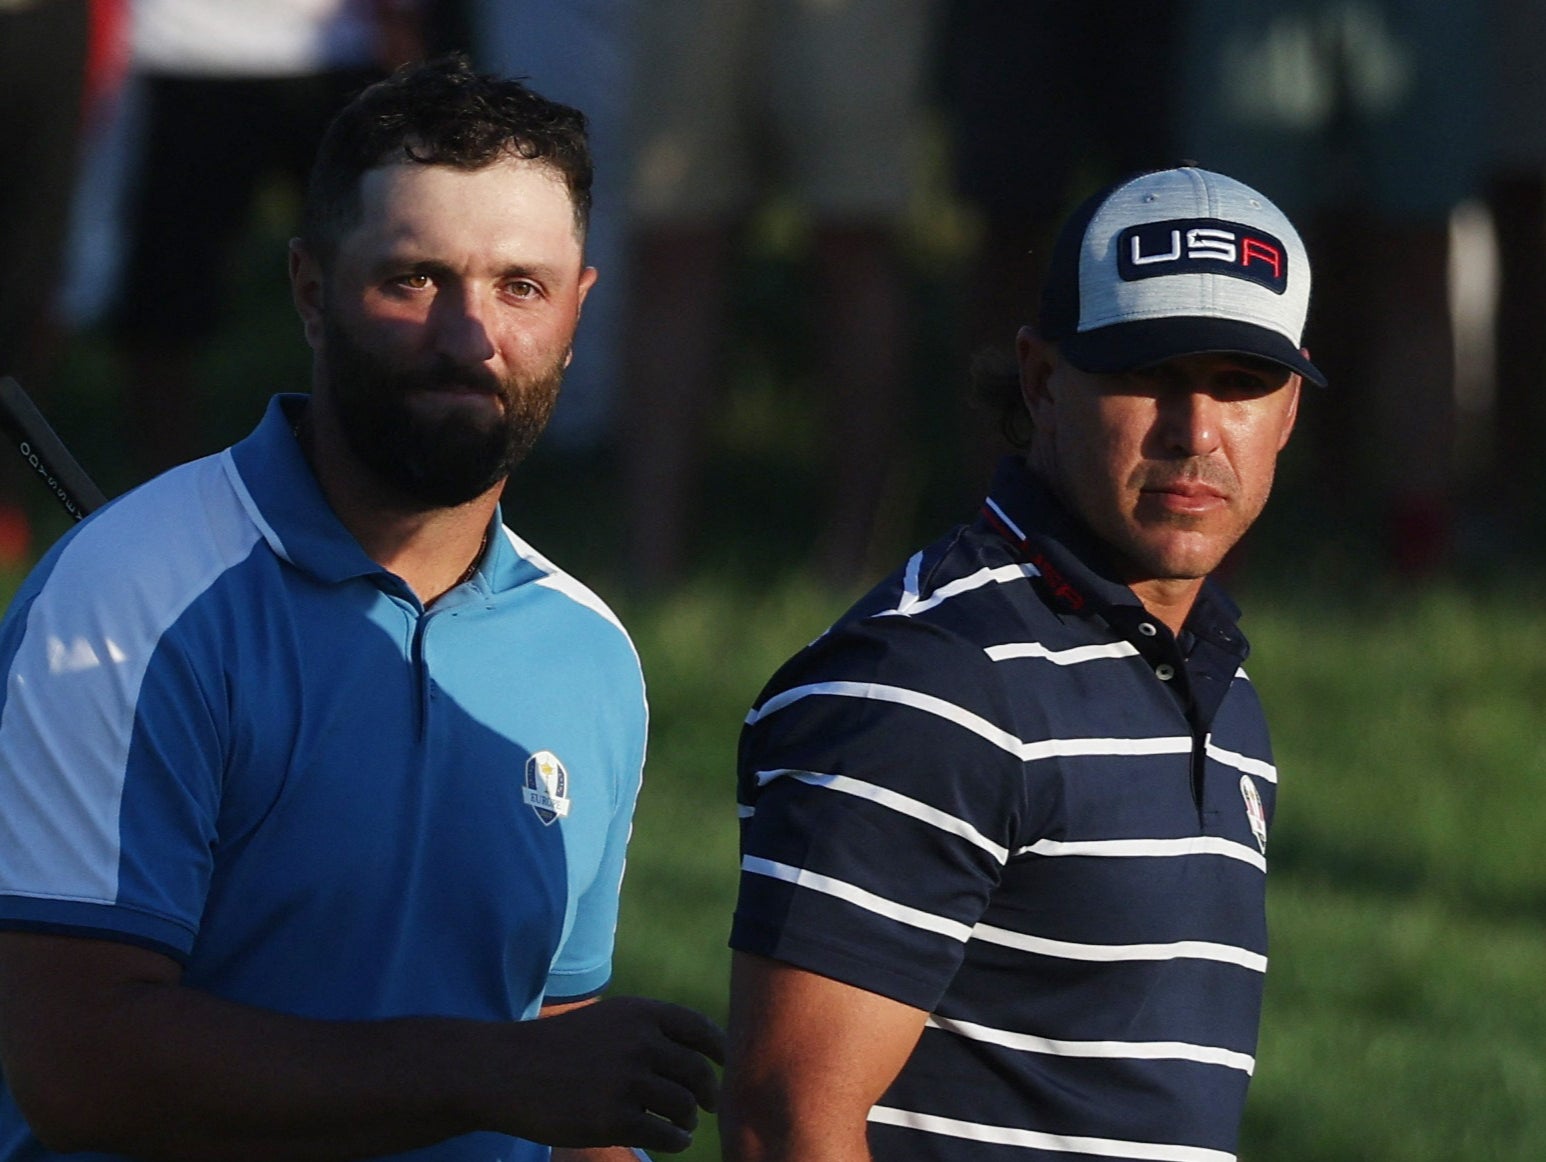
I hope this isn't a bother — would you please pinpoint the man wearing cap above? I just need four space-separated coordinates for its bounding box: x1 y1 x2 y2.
720 166 1321 1161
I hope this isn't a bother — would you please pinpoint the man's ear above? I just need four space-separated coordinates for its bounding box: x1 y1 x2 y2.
1275 348 1312 452
1278 376 1302 452
1016 325 1058 426
560 266 600 369
289 239 327 351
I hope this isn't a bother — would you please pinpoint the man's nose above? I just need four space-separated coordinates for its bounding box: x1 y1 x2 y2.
1158 390 1223 457
429 287 497 364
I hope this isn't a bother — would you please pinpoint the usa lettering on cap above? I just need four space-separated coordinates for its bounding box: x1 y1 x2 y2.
1117 218 1289 294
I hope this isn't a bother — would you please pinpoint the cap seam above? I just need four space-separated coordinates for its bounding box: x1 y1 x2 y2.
1067 316 1304 336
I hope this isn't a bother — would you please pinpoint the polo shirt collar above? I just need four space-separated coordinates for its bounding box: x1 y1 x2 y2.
980 455 1249 663
225 394 512 601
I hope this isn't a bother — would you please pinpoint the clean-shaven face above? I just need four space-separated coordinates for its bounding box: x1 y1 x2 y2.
1026 348 1302 584
314 156 596 508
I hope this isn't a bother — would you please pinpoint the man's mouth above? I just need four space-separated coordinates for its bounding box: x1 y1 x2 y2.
1140 478 1229 516
402 368 506 405
422 375 498 396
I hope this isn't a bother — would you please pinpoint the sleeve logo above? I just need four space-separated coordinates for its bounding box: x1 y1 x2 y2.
1240 774 1268 853
523 750 572 825
1117 218 1289 294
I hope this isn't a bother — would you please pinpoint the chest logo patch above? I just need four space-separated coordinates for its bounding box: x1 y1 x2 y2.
523 750 572 825
1240 775 1268 853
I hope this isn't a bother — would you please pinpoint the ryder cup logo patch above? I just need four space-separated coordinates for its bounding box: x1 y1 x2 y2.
1117 218 1289 295
523 750 572 825
1240 775 1268 853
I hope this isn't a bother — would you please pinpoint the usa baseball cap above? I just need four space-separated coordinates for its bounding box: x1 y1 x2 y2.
1038 166 1327 386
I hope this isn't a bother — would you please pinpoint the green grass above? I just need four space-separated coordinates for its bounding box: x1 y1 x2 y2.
1235 582 1546 1160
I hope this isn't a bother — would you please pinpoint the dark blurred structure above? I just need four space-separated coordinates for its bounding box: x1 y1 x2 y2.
619 0 935 590
935 1 1182 501
1176 0 1486 577
1484 0 1546 557
0 0 90 394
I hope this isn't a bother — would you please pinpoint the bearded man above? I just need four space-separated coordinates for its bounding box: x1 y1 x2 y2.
0 55 721 1162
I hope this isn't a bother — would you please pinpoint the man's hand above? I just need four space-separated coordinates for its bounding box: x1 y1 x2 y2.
0 932 723 1160
500 996 724 1154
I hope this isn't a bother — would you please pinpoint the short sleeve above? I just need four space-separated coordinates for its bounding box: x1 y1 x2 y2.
0 546 227 960
732 615 1028 1011
541 625 648 1003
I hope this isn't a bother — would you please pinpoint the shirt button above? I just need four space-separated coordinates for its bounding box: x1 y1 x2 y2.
1138 622 1158 637
1155 663 1176 681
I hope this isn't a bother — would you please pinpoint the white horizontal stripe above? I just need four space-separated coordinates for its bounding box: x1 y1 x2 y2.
745 681 1022 748
883 562 1042 619
928 1014 1256 1076
868 1105 1236 1162
970 922 1267 973
984 640 1141 665
753 769 1010 863
1019 734 1193 763
1021 836 1265 873
1205 739 1277 784
746 681 1193 767
741 856 973 942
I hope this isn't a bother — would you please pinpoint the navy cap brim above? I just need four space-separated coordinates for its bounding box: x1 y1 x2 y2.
1058 317 1328 387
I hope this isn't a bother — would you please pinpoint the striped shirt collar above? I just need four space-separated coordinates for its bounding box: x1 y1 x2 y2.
978 455 1249 667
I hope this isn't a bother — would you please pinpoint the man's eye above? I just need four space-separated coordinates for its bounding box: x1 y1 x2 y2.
1216 372 1279 396
393 274 431 290
1120 367 1171 392
505 280 540 298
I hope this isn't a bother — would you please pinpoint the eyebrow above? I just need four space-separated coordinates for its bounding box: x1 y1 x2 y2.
373 256 562 283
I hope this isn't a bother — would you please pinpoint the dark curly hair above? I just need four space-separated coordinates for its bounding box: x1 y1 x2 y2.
300 54 593 268
970 345 1034 449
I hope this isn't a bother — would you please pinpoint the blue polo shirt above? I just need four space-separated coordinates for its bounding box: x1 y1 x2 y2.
0 395 648 1161
734 456 1277 1162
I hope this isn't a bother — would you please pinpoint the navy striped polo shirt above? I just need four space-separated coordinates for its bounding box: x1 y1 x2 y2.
733 455 1277 1162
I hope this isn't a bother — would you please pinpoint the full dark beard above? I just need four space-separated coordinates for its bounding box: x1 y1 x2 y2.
319 313 566 508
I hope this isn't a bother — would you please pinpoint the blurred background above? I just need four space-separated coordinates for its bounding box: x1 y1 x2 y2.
1 1 1543 1157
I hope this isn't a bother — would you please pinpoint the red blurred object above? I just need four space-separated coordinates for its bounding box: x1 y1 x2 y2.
0 501 33 568
84 0 131 126
1390 494 1453 577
